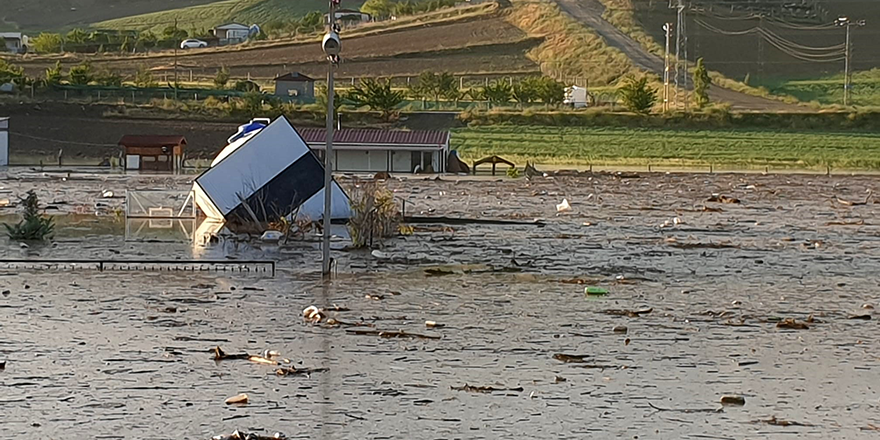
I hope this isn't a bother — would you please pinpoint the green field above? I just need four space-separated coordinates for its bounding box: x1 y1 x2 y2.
95 0 360 32
451 125 880 169
757 69 880 108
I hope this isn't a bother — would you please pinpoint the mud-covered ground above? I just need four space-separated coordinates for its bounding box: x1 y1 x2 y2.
1 170 879 439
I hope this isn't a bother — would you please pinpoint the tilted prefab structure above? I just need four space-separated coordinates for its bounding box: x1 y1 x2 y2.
193 117 351 224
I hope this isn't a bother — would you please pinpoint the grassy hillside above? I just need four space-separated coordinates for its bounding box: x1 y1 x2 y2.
452 125 880 169
95 0 365 33
755 69 880 107
1 0 222 31
507 0 637 86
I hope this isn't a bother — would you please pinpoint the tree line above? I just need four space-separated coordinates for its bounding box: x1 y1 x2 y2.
29 24 215 54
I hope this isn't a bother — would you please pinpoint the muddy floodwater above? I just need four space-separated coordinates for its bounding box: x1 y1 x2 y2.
1 170 879 439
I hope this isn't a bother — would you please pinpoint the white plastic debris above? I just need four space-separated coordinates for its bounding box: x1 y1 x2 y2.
260 230 284 242
371 250 391 259
101 190 114 198
556 199 572 212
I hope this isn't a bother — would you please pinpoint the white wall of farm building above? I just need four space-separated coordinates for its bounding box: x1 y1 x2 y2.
335 150 388 172
329 149 440 173
0 118 8 167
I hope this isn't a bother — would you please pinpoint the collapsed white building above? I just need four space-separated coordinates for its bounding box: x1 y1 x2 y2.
193 117 351 224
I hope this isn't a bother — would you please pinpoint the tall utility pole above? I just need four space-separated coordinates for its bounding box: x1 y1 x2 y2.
322 0 342 277
672 0 688 109
837 17 866 106
663 23 672 112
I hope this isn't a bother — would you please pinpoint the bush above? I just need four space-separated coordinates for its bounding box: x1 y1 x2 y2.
482 80 513 104
95 69 124 87
68 61 94 85
347 181 400 248
234 80 261 92
618 76 657 114
347 78 405 121
0 59 26 86
5 191 54 241
31 33 64 53
134 65 156 88
44 61 63 86
693 57 711 109
213 66 230 89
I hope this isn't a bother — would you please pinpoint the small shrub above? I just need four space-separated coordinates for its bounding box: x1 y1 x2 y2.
693 57 711 109
5 190 54 241
618 76 657 114
214 66 230 89
507 167 521 178
347 181 400 248
68 61 94 85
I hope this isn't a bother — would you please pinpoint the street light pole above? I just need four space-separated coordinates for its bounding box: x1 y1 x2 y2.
663 23 672 112
837 16 866 107
322 1 341 278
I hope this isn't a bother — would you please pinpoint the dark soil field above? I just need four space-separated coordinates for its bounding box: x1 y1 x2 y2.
0 170 879 438
13 16 539 79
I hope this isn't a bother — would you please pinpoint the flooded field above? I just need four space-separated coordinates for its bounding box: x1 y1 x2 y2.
1 170 879 439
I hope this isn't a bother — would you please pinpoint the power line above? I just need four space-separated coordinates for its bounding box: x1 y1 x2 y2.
10 132 117 147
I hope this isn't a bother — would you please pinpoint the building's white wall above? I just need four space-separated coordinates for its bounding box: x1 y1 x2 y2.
0 130 7 167
126 155 140 170
391 150 412 173
336 150 388 172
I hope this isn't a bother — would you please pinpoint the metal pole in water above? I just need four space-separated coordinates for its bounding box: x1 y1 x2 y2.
322 0 341 278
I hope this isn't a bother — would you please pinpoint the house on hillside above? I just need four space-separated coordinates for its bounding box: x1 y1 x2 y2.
212 23 251 45
301 128 450 173
274 72 315 102
324 9 372 27
0 33 28 54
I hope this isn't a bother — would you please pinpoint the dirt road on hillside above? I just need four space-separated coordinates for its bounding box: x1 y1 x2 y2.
554 0 807 112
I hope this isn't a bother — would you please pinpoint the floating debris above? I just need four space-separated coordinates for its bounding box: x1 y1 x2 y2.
212 429 286 440
604 308 653 318
585 287 609 296
556 199 572 213
836 190 872 207
776 318 809 330
302 305 325 323
553 353 590 363
213 346 279 365
225 393 249 405
720 395 746 406
707 194 741 204
451 384 524 393
213 346 248 361
848 314 872 320
612 325 628 333
276 366 329 377
753 416 812 427
425 321 445 328
346 329 441 340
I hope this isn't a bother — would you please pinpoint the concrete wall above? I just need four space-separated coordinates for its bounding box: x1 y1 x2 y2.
0 118 7 166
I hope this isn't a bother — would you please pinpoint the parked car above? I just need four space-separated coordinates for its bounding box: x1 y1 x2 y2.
180 39 208 49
